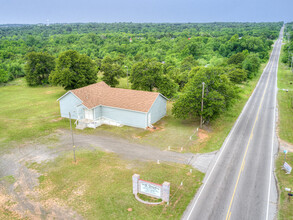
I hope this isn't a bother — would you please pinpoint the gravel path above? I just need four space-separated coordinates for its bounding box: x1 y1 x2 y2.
0 129 216 219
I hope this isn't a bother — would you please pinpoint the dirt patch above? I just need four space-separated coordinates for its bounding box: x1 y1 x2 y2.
278 138 293 152
0 140 83 219
0 189 22 219
197 129 209 142
45 91 55 94
72 184 87 196
147 126 164 132
51 117 63 122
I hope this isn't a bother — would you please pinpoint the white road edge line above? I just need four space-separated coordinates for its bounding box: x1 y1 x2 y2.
266 36 281 220
185 37 277 220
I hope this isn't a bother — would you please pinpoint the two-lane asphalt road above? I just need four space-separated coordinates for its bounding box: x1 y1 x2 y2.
182 27 283 220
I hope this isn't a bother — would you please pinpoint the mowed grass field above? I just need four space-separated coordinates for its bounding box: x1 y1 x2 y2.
0 78 68 146
277 59 293 144
276 152 293 220
33 150 204 219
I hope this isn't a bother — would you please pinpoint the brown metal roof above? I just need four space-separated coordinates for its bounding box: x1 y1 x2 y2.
70 81 162 112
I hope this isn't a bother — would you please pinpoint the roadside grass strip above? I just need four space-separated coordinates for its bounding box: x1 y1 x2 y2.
276 152 293 220
277 60 293 145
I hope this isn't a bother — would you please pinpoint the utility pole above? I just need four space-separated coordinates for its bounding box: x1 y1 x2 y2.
124 65 129 88
69 112 76 163
288 33 291 65
200 82 205 128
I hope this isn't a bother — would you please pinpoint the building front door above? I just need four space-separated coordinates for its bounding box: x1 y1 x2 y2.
84 109 94 120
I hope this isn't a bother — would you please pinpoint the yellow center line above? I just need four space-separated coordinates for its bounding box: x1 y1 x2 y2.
241 160 245 172
225 56 275 220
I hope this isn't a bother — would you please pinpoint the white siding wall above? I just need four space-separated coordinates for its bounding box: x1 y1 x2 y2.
59 92 82 119
94 106 102 120
102 106 147 128
148 95 167 124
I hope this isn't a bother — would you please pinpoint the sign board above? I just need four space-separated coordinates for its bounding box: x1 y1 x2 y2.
132 174 170 205
139 180 162 198
285 188 291 192
283 162 292 174
284 150 288 154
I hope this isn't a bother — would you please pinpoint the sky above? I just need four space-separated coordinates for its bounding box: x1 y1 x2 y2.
0 0 292 24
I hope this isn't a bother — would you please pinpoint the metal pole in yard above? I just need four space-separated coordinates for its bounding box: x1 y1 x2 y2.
291 56 293 72
200 82 205 129
288 33 290 65
69 112 76 163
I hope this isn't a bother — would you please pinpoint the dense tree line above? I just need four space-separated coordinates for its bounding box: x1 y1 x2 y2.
0 22 283 121
282 22 293 67
0 22 282 38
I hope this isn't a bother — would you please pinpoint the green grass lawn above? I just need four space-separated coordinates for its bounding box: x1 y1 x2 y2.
34 150 204 219
277 54 293 144
276 152 293 220
0 78 68 147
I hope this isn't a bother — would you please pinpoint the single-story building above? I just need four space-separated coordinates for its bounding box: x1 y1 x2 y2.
57 81 167 129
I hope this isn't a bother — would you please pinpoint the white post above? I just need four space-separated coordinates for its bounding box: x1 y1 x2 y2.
162 182 170 203
200 82 205 128
69 112 76 163
132 174 140 195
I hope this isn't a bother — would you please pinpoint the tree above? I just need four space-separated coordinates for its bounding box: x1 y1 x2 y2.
0 68 9 83
227 52 246 66
180 55 199 73
25 52 55 86
130 59 177 98
226 67 247 84
171 56 199 89
100 56 124 87
157 76 178 98
242 53 260 79
172 67 237 122
8 62 25 80
49 50 97 90
130 59 163 91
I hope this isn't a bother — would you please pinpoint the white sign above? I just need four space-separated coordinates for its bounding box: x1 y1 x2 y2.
284 150 288 154
139 180 162 198
283 162 292 174
285 188 291 192
133 174 170 204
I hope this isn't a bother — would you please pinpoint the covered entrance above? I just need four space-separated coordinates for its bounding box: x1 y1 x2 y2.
84 109 94 120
